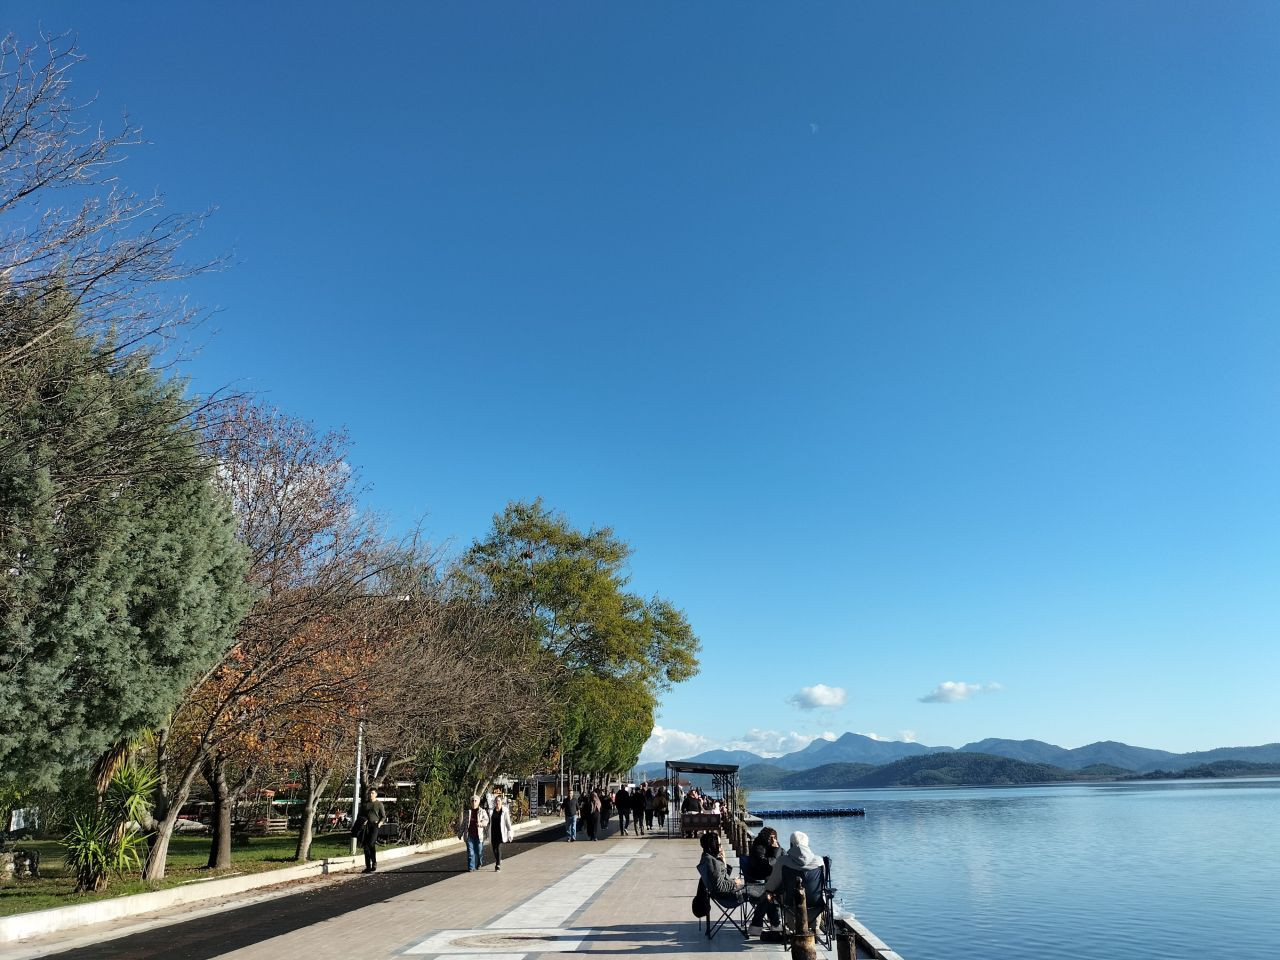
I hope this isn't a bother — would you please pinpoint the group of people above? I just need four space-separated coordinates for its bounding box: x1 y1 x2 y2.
455 788 516 871
679 787 722 815
697 826 828 938
561 783 671 841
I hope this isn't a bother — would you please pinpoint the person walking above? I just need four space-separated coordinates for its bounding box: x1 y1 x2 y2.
600 788 612 834
643 786 656 830
456 794 491 871
631 784 646 835
616 786 631 835
563 790 578 842
655 785 670 828
353 788 387 873
585 788 601 841
490 792 513 871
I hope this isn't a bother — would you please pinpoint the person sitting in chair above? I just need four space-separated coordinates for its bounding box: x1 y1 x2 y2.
764 831 827 934
745 827 782 934
699 831 745 901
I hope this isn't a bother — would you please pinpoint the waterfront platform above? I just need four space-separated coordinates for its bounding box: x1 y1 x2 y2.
11 823 854 960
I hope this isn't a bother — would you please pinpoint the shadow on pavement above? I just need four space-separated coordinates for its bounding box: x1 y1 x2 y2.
41 824 566 960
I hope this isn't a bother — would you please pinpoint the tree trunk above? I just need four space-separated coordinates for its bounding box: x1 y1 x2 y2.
204 757 233 869
143 804 183 883
143 740 207 883
204 754 256 870
294 761 332 862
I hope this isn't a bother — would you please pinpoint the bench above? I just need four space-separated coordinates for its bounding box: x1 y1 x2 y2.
681 811 722 838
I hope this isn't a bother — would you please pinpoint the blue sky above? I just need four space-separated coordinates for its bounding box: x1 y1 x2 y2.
20 2 1280 758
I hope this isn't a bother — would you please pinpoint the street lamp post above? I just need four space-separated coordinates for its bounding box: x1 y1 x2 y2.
349 719 364 855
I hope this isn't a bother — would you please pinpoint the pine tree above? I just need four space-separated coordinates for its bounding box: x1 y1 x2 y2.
0 289 253 789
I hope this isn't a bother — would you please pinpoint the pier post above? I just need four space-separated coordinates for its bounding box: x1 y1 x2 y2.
790 877 818 960
835 925 854 960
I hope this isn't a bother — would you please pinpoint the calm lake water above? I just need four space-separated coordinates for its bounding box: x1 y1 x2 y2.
748 778 1280 959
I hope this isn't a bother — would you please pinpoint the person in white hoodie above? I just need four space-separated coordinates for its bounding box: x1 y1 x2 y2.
490 792 514 871
763 831 827 933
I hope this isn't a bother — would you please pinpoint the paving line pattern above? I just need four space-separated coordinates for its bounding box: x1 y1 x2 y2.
404 839 651 959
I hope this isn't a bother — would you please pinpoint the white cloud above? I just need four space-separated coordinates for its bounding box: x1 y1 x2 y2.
861 731 884 741
727 729 834 757
919 681 1003 704
639 725 715 763
787 684 847 711
900 730 918 743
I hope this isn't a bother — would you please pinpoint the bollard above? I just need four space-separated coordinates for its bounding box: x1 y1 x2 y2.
790 876 818 960
836 924 854 960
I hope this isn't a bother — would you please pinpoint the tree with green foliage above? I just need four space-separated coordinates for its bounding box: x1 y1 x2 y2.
0 289 254 791
462 499 700 779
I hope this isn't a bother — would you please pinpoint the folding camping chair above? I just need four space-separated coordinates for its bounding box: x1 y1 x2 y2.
696 860 752 939
777 856 837 951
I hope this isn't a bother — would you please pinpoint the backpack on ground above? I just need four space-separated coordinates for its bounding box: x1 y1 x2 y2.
691 878 710 918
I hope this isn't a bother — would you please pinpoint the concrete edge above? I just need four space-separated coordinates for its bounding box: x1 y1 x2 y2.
0 818 545 944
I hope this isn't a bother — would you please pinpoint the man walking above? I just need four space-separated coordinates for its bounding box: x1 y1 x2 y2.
631 785 646 835
457 794 491 871
353 788 387 873
563 789 578 842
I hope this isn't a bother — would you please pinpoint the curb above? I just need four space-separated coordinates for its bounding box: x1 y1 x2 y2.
1 818 545 944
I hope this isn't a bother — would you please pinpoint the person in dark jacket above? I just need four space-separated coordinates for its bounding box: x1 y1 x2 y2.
745 827 782 932
600 788 612 832
745 827 781 881
643 786 656 829
352 789 387 873
698 831 745 901
563 790 578 842
585 788 601 841
630 785 647 835
616 787 631 835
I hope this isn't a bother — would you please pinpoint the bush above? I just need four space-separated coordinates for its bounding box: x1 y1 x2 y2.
61 760 158 892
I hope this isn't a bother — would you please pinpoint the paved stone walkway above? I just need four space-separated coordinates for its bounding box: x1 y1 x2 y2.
24 822 817 960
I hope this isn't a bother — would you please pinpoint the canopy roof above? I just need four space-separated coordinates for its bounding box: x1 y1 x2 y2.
663 760 740 775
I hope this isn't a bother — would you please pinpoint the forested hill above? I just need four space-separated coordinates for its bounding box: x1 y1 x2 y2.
742 753 1115 789
852 753 1077 787
1123 760 1280 780
741 762 876 789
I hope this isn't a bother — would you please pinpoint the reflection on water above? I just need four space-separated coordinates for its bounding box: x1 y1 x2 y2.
750 778 1280 960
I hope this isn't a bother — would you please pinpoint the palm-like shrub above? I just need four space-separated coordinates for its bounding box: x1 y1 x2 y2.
63 760 159 892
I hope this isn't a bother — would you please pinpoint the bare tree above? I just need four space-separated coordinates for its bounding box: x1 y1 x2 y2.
142 401 390 879
0 31 215 371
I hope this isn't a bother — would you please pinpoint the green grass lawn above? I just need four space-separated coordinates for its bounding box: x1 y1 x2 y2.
0 831 359 918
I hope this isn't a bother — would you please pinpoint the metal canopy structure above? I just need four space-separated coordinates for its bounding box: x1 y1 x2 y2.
663 760 740 839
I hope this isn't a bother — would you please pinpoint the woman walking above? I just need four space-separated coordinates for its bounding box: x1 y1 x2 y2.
490 792 514 870
585 789 601 840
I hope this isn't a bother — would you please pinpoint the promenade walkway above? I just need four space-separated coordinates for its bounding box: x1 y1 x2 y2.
17 823 828 960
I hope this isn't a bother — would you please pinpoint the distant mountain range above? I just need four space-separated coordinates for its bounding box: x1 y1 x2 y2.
735 755 1280 790
638 733 1280 780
